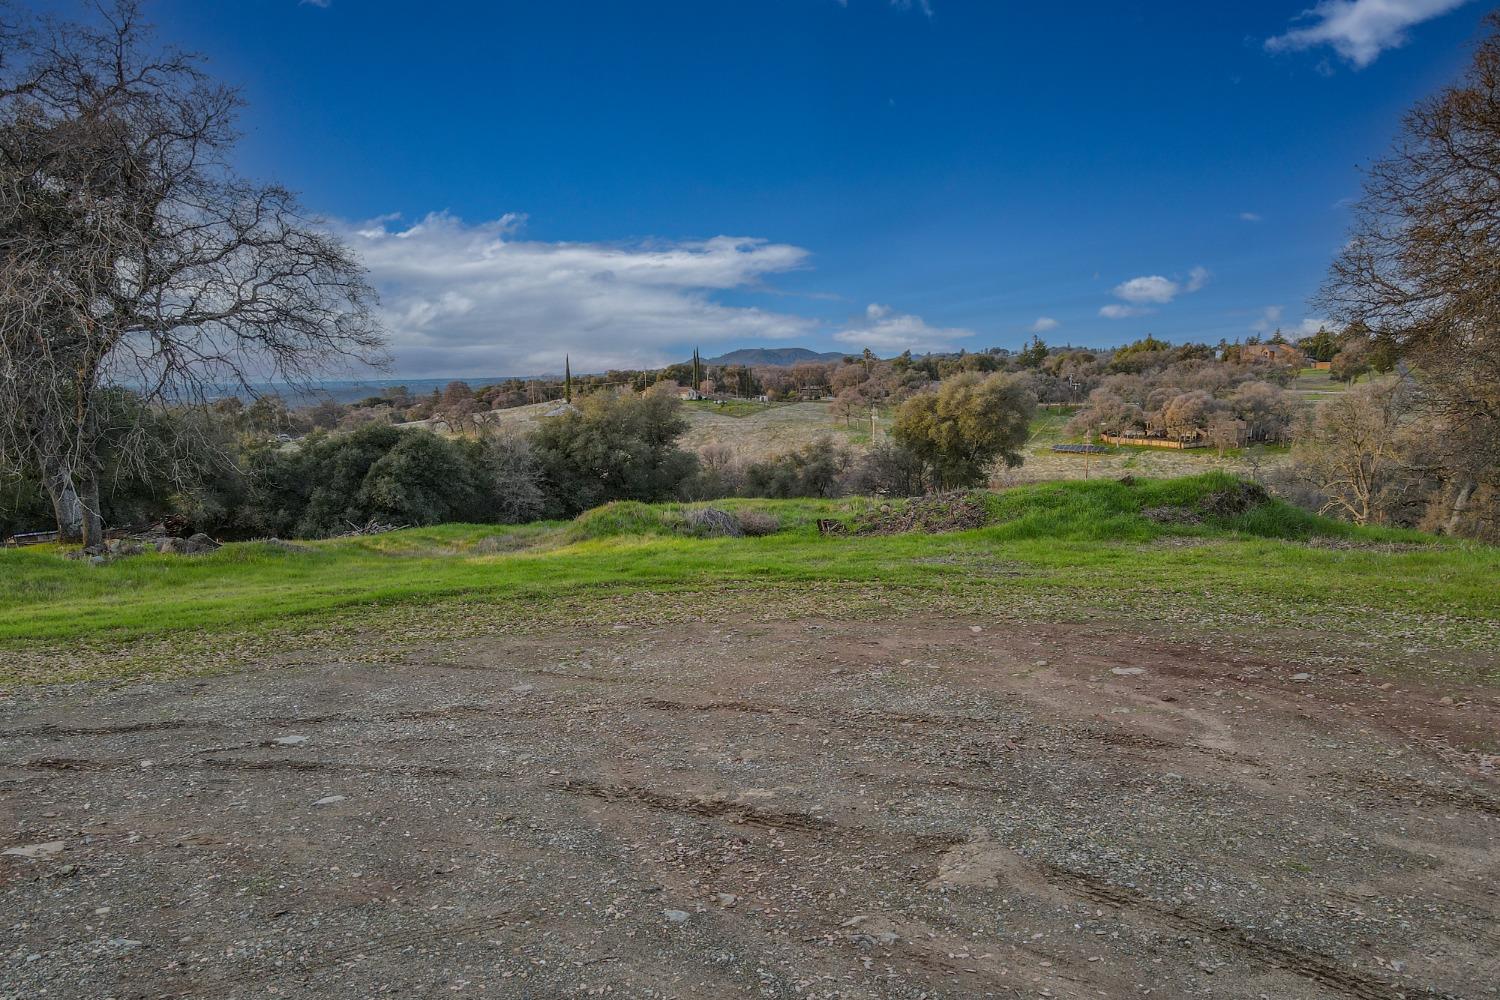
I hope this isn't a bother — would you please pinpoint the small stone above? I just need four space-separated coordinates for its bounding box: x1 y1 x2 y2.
1111 667 1145 677
969 626 983 633
714 893 739 907
510 684 535 694
106 938 144 950
3 841 65 860
1379 683 1395 691
1291 673 1312 682
663 909 690 923
313 795 346 806
273 735 308 747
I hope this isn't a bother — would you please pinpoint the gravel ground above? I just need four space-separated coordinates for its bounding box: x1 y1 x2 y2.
1 616 1496 999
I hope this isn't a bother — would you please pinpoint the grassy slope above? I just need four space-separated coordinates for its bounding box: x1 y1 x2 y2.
2 474 1495 689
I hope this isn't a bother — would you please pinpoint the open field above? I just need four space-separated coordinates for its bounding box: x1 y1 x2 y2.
2 476 1496 999
438 398 869 462
1009 407 1290 485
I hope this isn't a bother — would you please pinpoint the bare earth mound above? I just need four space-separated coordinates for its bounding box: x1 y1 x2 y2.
2 614 1495 998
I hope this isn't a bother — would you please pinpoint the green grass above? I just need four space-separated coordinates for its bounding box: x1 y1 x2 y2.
2 474 1496 685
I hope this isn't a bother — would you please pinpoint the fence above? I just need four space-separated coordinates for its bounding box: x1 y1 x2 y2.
1100 434 1207 450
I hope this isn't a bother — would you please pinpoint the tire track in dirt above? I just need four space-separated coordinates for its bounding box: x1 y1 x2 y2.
1045 864 1414 1000
556 778 838 835
4 754 509 782
553 776 1416 1000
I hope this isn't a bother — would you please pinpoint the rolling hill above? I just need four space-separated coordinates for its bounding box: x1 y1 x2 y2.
703 347 848 366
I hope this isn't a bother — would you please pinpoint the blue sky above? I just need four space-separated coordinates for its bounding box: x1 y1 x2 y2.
27 0 1491 375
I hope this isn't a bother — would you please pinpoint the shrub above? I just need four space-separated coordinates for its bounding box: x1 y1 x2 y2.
531 392 698 516
842 441 926 497
891 372 1036 489
735 510 780 536
742 438 850 498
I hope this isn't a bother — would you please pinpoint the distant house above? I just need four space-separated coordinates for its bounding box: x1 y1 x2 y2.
1241 343 1307 366
676 386 702 401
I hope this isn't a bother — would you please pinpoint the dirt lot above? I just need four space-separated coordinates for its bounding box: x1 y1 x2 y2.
2 617 1496 999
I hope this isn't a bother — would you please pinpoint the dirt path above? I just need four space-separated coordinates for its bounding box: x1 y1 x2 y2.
2 617 1496 999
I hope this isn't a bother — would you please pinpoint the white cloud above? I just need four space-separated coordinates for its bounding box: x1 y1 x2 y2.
1253 307 1339 336
1030 316 1059 334
1265 0 1470 68
834 303 971 353
1296 316 1338 335
341 212 817 376
1239 211 1263 223
1103 266 1210 318
1099 304 1152 320
1251 305 1284 334
836 0 934 13
1113 275 1179 305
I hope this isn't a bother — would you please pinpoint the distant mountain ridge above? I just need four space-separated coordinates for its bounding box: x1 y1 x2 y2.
703 347 847 366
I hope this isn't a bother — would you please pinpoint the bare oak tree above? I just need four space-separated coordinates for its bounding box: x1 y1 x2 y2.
1317 12 1500 539
0 2 384 546
1292 377 1412 526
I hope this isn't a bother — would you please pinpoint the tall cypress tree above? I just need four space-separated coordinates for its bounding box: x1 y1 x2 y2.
564 355 573 403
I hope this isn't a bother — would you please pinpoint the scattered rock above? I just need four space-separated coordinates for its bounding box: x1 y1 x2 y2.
313 795 346 807
1111 667 1146 677
713 893 739 907
155 536 217 556
1291 672 1312 683
273 735 308 747
662 909 690 923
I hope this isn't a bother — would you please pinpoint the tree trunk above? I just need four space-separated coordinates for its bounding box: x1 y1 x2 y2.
78 470 105 550
41 460 104 548
1444 479 1475 536
43 461 85 543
